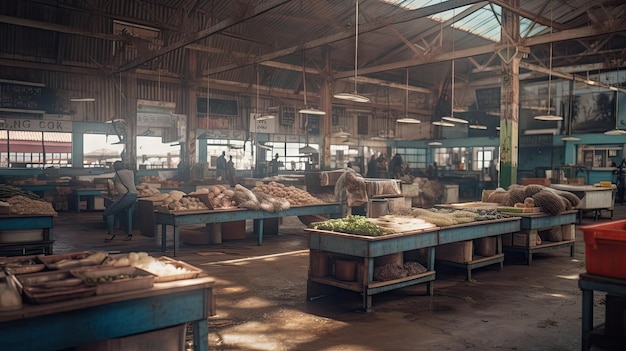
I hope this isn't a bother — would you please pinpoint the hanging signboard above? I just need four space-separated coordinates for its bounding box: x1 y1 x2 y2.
137 99 178 128
0 118 72 132
250 113 276 133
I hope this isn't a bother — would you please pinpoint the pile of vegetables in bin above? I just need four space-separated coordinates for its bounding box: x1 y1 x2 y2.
310 215 390 236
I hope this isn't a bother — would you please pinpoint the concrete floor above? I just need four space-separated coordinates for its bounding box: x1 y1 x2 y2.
49 205 626 351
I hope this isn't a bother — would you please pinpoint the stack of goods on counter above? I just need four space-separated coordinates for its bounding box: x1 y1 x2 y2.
140 175 179 188
309 208 510 237
0 184 57 216
233 182 324 213
135 183 162 197
232 184 290 212
160 190 209 211
189 186 237 209
485 184 580 215
0 251 203 306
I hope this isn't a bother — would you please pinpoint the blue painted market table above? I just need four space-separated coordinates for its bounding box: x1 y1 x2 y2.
503 210 577 264
578 273 626 351
155 203 341 256
305 227 439 312
437 217 521 280
0 214 54 255
0 277 215 351
74 188 105 213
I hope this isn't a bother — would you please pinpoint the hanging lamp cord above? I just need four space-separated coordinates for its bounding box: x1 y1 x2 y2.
354 0 359 94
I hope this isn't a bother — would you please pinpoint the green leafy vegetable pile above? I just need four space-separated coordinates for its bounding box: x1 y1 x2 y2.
309 215 387 236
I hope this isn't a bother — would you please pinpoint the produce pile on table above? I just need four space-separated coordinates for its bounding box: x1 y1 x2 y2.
0 251 203 306
232 184 291 212
135 183 162 197
309 208 513 236
0 185 57 216
150 183 326 213
253 181 325 206
190 185 237 209
3 195 57 216
160 190 209 211
485 184 580 215
309 215 391 236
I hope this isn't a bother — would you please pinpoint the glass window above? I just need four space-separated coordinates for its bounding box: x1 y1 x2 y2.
83 134 124 167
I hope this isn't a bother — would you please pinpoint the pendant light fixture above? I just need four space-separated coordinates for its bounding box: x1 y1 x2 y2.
298 51 326 116
535 2 562 121
334 0 370 103
397 68 421 124
255 68 275 121
604 77 626 135
468 121 487 130
441 9 467 125
428 141 443 146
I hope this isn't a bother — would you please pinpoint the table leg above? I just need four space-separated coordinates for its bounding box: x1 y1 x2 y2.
173 226 179 257
257 219 264 246
192 319 209 351
76 194 80 213
581 288 593 351
161 224 167 252
570 243 575 257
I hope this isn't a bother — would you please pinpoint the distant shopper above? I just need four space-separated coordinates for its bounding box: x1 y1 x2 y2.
216 151 226 181
366 155 377 178
226 155 237 187
388 154 403 179
269 153 282 176
104 161 137 241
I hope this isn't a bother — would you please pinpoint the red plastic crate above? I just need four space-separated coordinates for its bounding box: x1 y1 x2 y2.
579 219 626 279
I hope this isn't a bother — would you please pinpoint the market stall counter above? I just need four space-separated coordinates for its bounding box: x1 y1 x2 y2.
578 273 626 351
436 217 520 281
503 210 578 265
0 214 54 256
0 276 215 351
305 226 438 312
156 203 341 256
550 184 616 222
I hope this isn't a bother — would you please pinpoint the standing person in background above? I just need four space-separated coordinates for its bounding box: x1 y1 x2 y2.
269 153 282 176
226 155 237 187
104 161 137 241
366 154 377 178
388 154 403 179
216 151 226 181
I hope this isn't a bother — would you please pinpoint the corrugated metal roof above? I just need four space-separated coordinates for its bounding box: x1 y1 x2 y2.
0 131 72 142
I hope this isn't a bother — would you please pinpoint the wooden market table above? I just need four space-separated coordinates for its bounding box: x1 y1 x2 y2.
0 214 55 256
305 227 439 312
155 203 341 256
503 210 577 265
0 277 215 351
578 273 626 351
437 217 521 281
74 188 106 213
550 184 615 222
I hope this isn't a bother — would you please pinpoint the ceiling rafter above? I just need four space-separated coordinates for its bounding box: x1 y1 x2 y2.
0 14 127 41
363 2 487 67
204 0 485 75
117 0 294 72
489 0 567 31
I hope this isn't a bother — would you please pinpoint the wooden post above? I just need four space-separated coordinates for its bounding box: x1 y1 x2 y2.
498 0 520 188
320 46 332 170
125 72 138 170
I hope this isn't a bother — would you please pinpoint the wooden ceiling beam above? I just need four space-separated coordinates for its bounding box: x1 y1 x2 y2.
490 0 567 31
0 14 122 41
204 0 485 75
117 0 294 72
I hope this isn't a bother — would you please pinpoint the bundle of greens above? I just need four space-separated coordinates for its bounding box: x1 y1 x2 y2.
309 215 388 236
